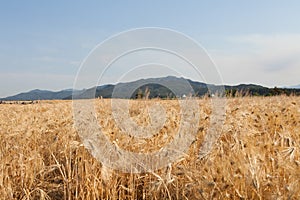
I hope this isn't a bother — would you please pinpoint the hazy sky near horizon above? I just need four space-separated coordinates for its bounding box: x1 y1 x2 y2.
1 1 300 97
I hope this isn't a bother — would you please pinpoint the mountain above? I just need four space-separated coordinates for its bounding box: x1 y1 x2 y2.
288 84 300 89
1 89 73 101
2 76 300 101
71 76 210 99
69 76 271 99
63 77 300 99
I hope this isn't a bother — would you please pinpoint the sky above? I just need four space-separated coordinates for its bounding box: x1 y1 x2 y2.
1 0 300 97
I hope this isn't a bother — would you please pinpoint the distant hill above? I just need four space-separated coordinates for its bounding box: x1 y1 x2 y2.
2 76 300 101
288 84 300 89
70 76 215 99
1 89 73 101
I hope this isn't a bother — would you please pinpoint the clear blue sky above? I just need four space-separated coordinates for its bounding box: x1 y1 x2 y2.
1 1 300 97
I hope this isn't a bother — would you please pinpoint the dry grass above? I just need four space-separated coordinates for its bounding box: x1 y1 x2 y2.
0 96 300 199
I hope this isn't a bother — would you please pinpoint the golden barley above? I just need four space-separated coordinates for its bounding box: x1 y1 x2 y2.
0 96 299 199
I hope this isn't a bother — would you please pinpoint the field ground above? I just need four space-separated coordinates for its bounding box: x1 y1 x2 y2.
0 96 300 199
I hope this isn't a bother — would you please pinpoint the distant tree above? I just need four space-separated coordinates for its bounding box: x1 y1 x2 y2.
136 89 144 99
271 87 283 96
225 89 237 97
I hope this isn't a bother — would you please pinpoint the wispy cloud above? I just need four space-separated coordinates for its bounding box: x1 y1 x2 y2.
69 60 81 66
32 56 61 62
211 34 300 87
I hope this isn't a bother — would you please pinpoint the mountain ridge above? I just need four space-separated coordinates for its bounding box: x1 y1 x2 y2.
1 76 300 101
287 84 300 89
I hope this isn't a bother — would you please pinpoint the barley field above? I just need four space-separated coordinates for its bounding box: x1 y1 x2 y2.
0 96 299 199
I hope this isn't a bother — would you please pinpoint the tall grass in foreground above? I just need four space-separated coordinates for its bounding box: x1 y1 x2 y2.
0 96 299 199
